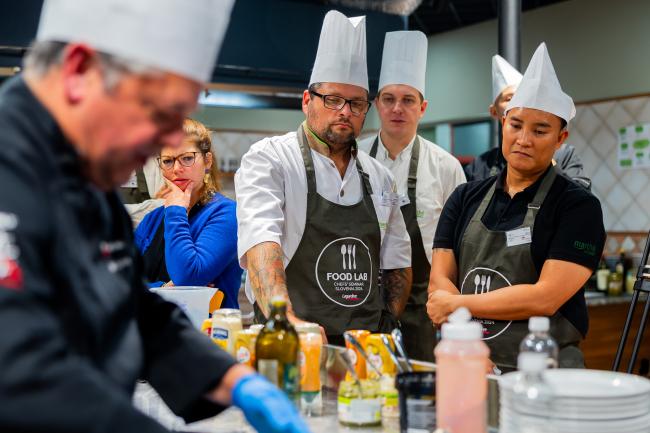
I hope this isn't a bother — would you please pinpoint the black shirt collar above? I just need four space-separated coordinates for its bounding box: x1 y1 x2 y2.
495 164 554 199
5 76 84 180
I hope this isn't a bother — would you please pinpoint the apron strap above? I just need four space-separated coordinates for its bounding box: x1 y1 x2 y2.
297 124 317 194
407 136 420 201
522 165 557 228
369 136 379 158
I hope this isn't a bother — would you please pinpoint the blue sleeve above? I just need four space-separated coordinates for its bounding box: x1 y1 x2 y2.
163 201 238 286
134 207 164 254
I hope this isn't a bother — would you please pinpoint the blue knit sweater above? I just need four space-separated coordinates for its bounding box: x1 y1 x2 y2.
134 193 242 309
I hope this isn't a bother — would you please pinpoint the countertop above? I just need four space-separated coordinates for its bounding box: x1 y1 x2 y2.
584 291 648 306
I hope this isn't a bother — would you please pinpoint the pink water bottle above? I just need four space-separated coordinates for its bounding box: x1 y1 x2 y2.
435 307 490 433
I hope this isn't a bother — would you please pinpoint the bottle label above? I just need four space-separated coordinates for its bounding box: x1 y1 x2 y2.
406 398 436 432
236 346 251 364
212 327 228 340
338 397 381 424
283 363 299 396
257 359 279 386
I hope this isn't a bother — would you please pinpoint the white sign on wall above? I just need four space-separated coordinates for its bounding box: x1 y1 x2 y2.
618 123 650 169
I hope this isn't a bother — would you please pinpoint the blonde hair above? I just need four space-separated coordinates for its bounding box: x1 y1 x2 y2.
183 118 221 204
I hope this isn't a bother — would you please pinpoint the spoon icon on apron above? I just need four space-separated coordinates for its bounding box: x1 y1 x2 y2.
341 244 347 270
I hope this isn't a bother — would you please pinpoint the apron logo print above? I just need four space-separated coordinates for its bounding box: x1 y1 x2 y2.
460 267 512 341
316 237 373 308
472 274 492 294
340 244 357 270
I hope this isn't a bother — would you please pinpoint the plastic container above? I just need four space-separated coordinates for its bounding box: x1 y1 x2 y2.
343 329 370 380
211 309 242 355
337 379 381 427
510 352 555 433
396 371 435 432
296 322 323 416
519 317 559 369
435 307 489 433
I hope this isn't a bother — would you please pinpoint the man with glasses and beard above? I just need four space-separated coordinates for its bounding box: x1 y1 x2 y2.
235 11 412 345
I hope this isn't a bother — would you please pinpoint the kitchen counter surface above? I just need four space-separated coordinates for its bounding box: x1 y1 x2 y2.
134 384 498 433
584 291 647 306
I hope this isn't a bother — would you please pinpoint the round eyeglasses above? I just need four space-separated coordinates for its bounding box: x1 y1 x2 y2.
157 152 199 171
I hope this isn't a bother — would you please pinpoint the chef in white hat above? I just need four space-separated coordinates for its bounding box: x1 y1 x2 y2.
465 54 590 188
427 43 605 371
236 11 412 345
358 31 465 362
0 1 310 432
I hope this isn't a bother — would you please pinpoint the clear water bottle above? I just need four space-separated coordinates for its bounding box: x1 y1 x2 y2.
519 317 558 369
511 352 555 433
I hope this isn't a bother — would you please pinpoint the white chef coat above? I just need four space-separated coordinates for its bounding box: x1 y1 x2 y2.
236 130 412 300
358 133 466 264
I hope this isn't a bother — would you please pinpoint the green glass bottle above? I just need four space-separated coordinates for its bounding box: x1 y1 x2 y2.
255 296 300 401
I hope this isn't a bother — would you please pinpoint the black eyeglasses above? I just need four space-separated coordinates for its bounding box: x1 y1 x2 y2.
310 90 371 115
157 152 199 171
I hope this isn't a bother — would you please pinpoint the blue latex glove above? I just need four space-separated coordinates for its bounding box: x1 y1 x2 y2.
232 374 311 433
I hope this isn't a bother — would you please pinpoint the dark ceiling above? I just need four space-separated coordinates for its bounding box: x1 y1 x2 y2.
409 0 568 35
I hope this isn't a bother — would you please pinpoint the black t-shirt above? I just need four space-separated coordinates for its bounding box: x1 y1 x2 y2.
433 166 606 336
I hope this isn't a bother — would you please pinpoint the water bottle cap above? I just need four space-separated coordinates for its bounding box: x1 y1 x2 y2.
441 307 482 340
518 352 547 372
528 316 550 332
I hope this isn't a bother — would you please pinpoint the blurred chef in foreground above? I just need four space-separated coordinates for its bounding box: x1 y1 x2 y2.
427 43 605 371
0 0 309 432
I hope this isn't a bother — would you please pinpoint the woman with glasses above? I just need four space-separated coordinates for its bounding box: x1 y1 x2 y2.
135 118 242 308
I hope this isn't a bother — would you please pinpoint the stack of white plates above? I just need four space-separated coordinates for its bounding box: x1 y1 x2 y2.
498 369 650 433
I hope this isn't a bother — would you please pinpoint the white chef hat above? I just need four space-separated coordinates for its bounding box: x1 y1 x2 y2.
309 10 368 91
377 31 427 96
36 0 235 83
492 54 522 102
505 42 576 123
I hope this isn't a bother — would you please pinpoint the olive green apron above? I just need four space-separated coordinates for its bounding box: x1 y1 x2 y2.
370 136 436 362
457 166 583 371
255 125 394 345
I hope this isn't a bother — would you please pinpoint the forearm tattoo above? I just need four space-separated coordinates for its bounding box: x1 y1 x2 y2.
382 268 412 317
247 242 288 317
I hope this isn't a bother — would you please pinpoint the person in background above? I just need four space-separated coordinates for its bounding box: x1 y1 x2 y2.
359 31 465 362
135 118 242 309
464 54 591 189
427 43 605 372
235 11 412 345
0 0 309 432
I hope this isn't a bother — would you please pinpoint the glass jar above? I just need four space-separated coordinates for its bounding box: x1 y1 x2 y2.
296 322 323 416
211 309 242 355
338 379 381 427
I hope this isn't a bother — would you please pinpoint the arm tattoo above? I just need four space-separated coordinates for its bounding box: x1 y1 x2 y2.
382 268 412 318
247 242 289 318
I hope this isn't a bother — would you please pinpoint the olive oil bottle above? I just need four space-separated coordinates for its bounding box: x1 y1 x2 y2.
255 296 300 401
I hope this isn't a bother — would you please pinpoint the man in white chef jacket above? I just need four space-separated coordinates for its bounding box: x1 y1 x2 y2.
235 11 412 345
359 31 465 361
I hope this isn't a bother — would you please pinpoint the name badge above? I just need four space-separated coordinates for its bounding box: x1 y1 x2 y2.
506 227 532 247
380 191 399 207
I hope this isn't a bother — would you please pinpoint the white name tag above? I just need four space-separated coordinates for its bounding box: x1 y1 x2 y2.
506 227 532 247
380 191 399 207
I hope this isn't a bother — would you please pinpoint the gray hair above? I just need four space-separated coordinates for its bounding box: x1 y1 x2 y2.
23 41 160 91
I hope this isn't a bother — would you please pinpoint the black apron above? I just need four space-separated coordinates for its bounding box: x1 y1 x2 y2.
370 136 436 362
254 126 393 346
457 166 583 371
